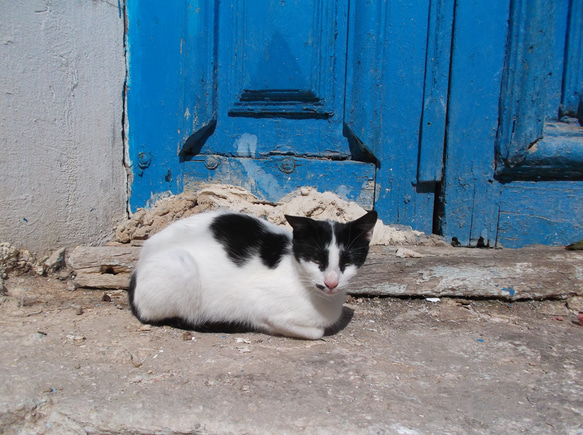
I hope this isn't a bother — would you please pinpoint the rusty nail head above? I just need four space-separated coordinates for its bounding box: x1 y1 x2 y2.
205 155 221 170
278 158 295 174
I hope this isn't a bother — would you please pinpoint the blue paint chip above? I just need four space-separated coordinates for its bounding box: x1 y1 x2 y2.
477 339 484 343
501 287 516 297
23 217 28 222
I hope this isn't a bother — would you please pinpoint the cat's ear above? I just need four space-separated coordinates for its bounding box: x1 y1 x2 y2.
284 215 314 233
353 211 378 241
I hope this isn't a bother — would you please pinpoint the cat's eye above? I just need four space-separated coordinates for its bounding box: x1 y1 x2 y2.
312 259 321 265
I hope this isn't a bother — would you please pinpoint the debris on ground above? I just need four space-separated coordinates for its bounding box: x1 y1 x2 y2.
0 243 68 283
566 238 583 250
395 247 425 258
0 243 44 277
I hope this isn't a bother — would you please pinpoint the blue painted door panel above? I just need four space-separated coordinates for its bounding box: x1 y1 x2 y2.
184 157 376 208
417 0 454 184
344 0 438 232
441 0 583 248
200 0 351 157
127 0 378 212
440 0 509 247
497 182 583 247
127 0 582 247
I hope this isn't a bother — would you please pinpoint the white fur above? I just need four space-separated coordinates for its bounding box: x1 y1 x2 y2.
131 211 357 339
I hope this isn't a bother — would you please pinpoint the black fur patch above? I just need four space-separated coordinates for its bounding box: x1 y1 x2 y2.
210 213 291 269
285 215 334 271
127 272 140 318
334 211 377 269
286 212 377 271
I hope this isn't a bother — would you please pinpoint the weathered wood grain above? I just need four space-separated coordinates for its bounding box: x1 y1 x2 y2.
68 245 583 300
68 246 140 289
68 246 140 273
74 272 132 290
351 246 583 300
497 182 583 248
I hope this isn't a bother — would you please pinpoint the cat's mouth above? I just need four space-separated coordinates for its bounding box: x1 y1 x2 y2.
315 283 342 295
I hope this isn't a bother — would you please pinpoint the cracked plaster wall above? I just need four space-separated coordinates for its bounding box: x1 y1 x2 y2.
0 0 127 253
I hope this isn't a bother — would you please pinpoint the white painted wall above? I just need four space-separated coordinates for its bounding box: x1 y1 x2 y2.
0 0 127 254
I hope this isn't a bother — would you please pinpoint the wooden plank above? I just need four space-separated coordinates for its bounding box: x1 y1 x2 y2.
440 0 510 246
495 0 554 166
417 0 455 183
68 246 141 273
561 0 583 118
496 122 583 180
75 273 132 290
126 0 187 210
69 246 583 301
497 182 583 248
183 156 376 209
357 0 435 232
350 246 583 300
68 246 140 289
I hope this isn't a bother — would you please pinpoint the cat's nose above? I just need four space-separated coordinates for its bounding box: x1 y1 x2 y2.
325 281 338 290
324 276 339 290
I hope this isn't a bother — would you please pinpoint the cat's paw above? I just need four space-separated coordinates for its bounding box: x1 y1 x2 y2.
267 323 325 340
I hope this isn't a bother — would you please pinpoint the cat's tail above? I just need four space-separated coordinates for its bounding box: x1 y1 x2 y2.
126 271 141 320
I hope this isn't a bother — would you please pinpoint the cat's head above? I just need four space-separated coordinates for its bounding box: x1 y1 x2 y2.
285 211 377 296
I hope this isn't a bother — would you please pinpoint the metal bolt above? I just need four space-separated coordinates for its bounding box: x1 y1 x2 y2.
204 155 222 170
278 157 296 174
137 152 151 169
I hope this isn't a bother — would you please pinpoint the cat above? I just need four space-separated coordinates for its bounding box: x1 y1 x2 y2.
127 209 377 339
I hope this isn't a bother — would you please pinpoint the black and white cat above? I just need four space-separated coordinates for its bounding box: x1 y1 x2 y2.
128 210 377 339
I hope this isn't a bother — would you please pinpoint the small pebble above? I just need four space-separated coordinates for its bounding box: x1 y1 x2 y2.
183 331 195 341
75 307 84 315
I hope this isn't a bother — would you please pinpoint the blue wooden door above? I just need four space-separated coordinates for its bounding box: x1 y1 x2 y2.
126 0 582 247
126 0 439 234
441 0 583 248
127 0 378 212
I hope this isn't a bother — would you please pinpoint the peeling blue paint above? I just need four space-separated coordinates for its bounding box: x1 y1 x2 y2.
183 156 375 209
501 287 516 297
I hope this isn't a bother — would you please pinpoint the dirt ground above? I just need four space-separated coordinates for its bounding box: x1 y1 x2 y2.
1 274 582 434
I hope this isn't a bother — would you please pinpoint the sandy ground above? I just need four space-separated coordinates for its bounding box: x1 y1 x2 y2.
1 274 582 434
